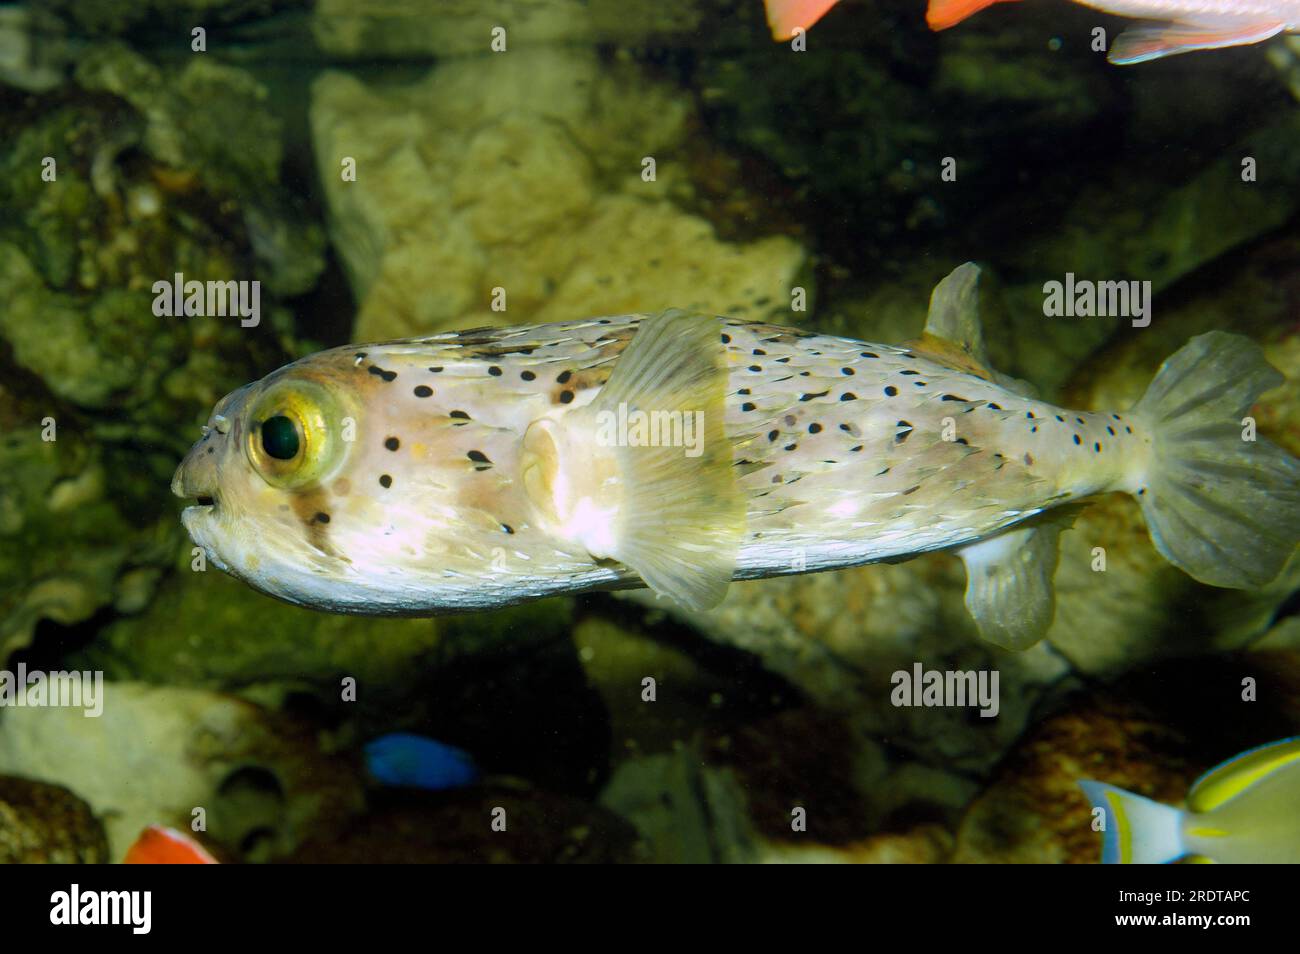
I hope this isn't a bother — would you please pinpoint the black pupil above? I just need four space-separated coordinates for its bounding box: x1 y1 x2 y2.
261 415 300 460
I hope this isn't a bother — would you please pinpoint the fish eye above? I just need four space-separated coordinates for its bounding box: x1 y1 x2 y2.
260 415 301 460
244 379 348 489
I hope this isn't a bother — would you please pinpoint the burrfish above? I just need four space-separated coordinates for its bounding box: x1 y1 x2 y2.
1080 737 1300 863
764 0 1300 64
172 264 1300 650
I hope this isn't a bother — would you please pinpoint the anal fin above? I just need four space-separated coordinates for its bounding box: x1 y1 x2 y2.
597 310 746 612
958 514 1071 650
1110 20 1287 65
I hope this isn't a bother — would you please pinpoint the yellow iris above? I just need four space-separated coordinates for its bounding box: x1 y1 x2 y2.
244 378 348 489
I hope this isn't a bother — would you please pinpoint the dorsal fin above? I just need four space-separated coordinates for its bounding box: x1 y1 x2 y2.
909 262 1038 398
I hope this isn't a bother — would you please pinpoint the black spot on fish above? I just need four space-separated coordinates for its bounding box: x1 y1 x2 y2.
742 402 756 412
800 390 828 402
842 367 854 375
808 423 822 434
379 475 392 488
314 512 330 524
941 394 969 402
902 485 920 496
450 410 470 421
850 445 863 453
749 365 762 373
489 366 502 376
559 390 574 404
502 523 514 534
784 443 797 452
369 366 397 382
768 430 779 442
955 438 969 445
385 437 400 451
721 333 731 344
355 352 367 360
522 370 536 381
1106 425 1115 436
987 403 1002 410
468 450 490 463
841 392 857 401
775 356 791 364
1055 415 1065 422
1073 434 1082 445
753 348 766 356
738 388 751 396
1026 411 1036 419
1076 417 1086 425
1094 442 1101 452
1125 426 1133 434
899 370 919 376
884 386 897 397
414 385 433 398
861 352 878 359
557 370 572 384
429 366 443 373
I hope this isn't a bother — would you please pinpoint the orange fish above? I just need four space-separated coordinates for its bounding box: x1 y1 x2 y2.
123 826 219 864
767 0 1300 65
764 0 844 39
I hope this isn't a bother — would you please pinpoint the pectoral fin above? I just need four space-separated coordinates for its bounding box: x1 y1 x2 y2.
596 310 745 611
1109 20 1287 65
958 516 1068 650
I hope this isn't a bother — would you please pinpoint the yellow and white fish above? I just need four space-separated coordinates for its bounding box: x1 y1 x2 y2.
765 0 1300 65
172 265 1300 650
1079 738 1300 863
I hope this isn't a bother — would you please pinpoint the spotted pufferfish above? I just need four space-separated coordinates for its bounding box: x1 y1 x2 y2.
172 264 1300 649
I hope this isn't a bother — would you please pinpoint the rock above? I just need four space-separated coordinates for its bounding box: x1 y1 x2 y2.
288 786 638 863
954 658 1300 863
310 48 808 341
624 558 1074 778
311 0 710 58
0 42 325 659
0 775 108 863
0 683 364 861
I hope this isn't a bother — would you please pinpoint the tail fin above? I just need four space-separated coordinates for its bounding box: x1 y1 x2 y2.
1078 781 1185 864
926 0 1016 31
1132 331 1300 589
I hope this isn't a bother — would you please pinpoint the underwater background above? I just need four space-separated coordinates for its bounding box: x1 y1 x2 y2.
0 0 1298 864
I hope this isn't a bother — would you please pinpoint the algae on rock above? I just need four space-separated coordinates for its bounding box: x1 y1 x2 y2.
311 48 809 341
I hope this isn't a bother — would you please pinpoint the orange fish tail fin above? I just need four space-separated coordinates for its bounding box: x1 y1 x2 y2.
926 0 1015 31
764 0 842 40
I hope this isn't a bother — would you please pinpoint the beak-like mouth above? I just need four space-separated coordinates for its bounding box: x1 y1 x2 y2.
172 446 220 518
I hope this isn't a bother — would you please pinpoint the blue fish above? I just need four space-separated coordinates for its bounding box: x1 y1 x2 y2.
364 733 480 791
